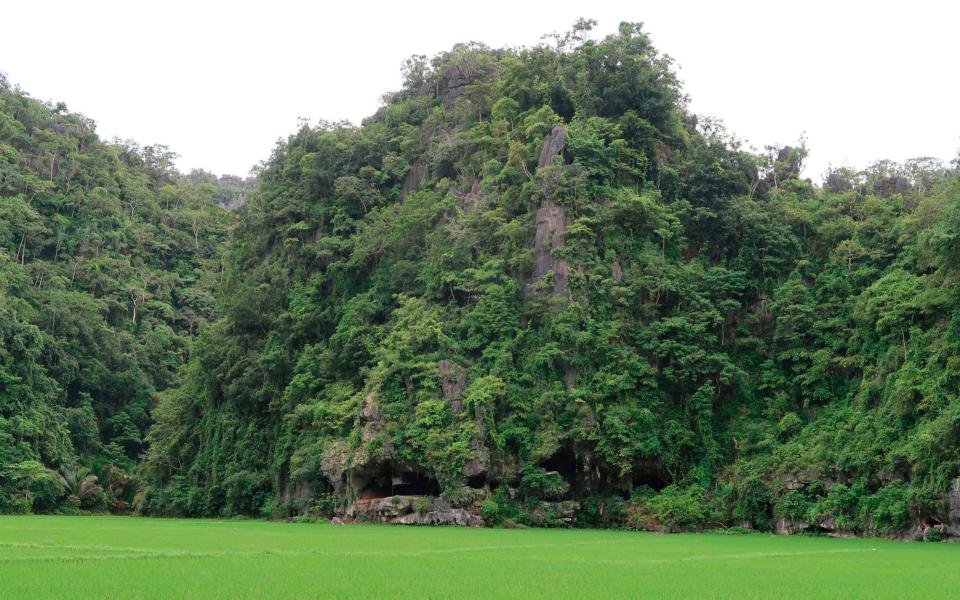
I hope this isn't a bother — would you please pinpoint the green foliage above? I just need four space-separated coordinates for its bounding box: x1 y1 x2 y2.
642 484 723 531
136 21 960 535
480 498 501 525
0 76 232 513
6 21 960 538
864 483 914 534
575 494 629 528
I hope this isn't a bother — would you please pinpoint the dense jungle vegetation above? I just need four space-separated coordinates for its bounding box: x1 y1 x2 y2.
0 72 236 512
3 21 960 537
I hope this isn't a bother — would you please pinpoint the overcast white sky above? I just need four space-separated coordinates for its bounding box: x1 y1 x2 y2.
2 1 957 181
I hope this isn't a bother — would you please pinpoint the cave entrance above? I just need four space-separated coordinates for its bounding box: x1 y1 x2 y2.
466 473 487 489
392 470 441 496
358 470 393 499
357 462 394 500
541 446 579 492
632 464 669 492
356 462 443 499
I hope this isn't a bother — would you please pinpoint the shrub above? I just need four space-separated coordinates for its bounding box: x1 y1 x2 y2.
290 515 327 524
489 486 532 525
864 482 913 534
259 495 280 519
480 498 500 525
773 489 815 523
0 494 30 515
519 466 568 499
732 476 772 530
309 493 339 517
30 476 66 513
576 494 628 528
777 412 803 439
818 483 860 530
642 484 722 531
722 526 754 535
412 496 435 514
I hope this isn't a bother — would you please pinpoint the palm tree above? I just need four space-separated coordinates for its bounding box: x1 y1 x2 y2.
58 467 101 506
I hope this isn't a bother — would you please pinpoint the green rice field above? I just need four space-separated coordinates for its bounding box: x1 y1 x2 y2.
1 516 958 598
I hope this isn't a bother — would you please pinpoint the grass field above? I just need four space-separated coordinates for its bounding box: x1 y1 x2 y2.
1 516 959 598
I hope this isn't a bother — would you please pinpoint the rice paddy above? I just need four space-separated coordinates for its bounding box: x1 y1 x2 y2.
1 516 958 598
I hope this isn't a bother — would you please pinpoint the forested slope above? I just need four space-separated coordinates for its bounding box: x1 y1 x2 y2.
137 21 960 537
5 21 960 538
0 74 232 512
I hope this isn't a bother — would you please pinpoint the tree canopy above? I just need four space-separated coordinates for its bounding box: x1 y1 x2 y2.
3 22 960 537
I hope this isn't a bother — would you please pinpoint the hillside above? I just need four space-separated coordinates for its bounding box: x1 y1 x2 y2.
5 21 960 539
0 73 232 512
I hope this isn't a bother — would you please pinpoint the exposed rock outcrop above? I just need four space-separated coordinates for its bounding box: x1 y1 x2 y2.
611 261 623 282
530 125 573 300
949 479 960 524
532 500 580 525
433 65 469 108
463 458 486 479
342 494 483 527
401 160 428 200
874 175 912 198
532 201 572 298
461 178 481 210
437 360 467 415
774 518 809 535
326 393 399 498
357 393 393 461
321 440 351 495
538 126 567 168
775 145 803 179
395 508 480 526
781 469 820 490
280 478 313 516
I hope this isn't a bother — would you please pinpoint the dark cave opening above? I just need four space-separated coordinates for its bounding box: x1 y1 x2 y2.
542 447 577 477
466 472 487 489
357 462 394 499
392 470 441 496
541 446 579 490
358 477 393 500
357 464 442 498
632 465 669 492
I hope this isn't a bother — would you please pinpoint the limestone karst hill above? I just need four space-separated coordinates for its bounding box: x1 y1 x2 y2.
4 22 960 539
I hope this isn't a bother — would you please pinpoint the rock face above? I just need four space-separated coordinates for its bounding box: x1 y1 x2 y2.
461 178 481 210
538 126 567 168
611 261 623 282
357 393 393 463
775 145 803 179
949 479 960 524
401 160 428 200
874 175 912 198
342 494 483 527
533 501 580 525
774 518 809 535
530 125 573 300
436 359 492 483
463 458 486 478
280 478 312 516
437 360 467 415
434 66 469 107
532 201 572 298
395 508 480 526
824 171 851 193
781 469 820 490
323 392 399 498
